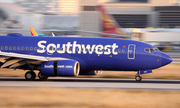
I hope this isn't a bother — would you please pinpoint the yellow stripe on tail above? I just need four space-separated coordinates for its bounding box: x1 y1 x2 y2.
30 27 38 36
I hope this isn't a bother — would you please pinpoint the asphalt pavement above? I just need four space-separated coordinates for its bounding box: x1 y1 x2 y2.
0 77 180 91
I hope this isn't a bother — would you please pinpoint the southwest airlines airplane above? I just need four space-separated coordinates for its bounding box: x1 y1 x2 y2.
0 33 172 81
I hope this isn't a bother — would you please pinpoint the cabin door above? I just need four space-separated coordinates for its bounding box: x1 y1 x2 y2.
128 44 136 59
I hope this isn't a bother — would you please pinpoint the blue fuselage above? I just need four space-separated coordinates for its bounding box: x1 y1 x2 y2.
0 35 172 71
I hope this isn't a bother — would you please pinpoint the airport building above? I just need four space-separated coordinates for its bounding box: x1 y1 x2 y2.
16 0 79 15
80 0 180 33
1 0 180 30
80 0 180 51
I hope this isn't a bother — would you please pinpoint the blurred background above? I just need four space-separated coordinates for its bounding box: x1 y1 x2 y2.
0 0 179 57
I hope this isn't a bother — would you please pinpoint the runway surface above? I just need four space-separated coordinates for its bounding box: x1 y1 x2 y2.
1 77 180 91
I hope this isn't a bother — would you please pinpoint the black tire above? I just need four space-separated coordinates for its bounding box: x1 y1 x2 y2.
38 72 48 80
135 75 142 82
25 71 36 81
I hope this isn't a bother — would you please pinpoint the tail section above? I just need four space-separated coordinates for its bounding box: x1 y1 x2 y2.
30 27 38 36
97 5 129 36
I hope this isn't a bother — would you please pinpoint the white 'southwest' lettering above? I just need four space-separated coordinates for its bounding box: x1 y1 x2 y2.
47 43 56 54
37 40 46 53
112 43 118 55
44 65 54 68
66 42 72 54
57 44 65 53
58 65 73 68
96 45 103 55
37 41 118 55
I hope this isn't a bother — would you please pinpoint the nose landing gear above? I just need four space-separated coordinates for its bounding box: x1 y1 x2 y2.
135 70 152 81
135 74 142 81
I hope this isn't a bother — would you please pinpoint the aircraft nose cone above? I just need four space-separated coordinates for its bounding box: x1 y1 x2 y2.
160 53 173 66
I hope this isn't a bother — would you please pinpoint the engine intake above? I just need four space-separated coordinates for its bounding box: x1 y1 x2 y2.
41 60 80 76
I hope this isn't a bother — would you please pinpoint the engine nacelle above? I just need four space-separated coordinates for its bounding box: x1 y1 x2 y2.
41 60 80 76
79 70 100 75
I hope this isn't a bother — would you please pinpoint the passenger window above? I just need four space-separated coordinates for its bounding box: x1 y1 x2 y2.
77 48 79 51
98 49 101 52
61 48 63 51
26 47 29 50
114 49 117 52
18 46 20 50
69 48 72 51
30 47 33 51
122 49 125 53
53 48 56 51
1 46 4 50
49 47 52 50
22 47 25 50
57 48 60 51
13 46 16 50
5 46 8 50
110 49 112 52
34 47 37 51
118 49 121 53
9 46 12 50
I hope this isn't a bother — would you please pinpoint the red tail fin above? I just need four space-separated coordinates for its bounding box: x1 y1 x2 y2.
97 5 129 36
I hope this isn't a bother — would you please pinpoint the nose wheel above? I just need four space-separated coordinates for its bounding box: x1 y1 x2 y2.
135 75 142 81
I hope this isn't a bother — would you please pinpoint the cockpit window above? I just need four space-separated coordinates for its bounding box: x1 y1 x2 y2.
150 49 154 53
144 48 150 53
145 48 160 53
154 48 160 52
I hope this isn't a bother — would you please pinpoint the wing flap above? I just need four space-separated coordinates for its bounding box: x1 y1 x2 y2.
9 61 27 68
1 59 22 68
0 57 10 62
0 51 48 61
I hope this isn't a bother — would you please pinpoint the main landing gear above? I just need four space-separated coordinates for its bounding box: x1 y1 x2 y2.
25 71 48 81
38 72 48 80
25 71 36 81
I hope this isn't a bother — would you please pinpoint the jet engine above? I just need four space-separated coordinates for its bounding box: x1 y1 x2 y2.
40 60 80 76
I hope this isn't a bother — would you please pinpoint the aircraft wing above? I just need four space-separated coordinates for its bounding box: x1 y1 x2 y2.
0 51 70 68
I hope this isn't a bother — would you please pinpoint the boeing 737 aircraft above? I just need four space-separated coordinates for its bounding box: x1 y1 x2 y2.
0 33 172 81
